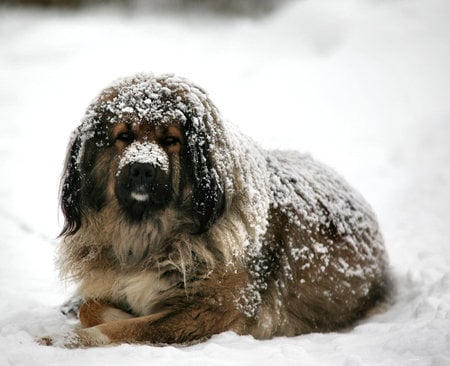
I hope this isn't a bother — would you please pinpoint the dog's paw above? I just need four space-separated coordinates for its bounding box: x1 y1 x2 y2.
36 333 79 348
37 336 54 346
37 333 85 348
60 296 84 319
37 328 111 348
74 327 112 347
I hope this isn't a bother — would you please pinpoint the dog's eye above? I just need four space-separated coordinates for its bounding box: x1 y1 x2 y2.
161 136 180 147
115 132 135 143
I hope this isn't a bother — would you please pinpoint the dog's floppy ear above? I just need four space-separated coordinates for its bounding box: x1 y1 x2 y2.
59 132 83 237
185 120 225 234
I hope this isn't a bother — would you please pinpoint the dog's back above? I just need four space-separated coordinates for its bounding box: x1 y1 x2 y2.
247 151 389 338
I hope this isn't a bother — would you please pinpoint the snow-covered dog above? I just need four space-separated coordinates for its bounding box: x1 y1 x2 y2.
53 73 388 347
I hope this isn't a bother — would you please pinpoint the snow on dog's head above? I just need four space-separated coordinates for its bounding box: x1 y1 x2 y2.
117 141 169 175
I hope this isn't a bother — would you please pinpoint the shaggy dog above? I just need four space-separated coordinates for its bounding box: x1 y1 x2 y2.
50 73 388 347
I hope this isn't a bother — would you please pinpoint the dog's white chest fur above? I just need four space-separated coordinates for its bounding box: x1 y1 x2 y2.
78 269 170 316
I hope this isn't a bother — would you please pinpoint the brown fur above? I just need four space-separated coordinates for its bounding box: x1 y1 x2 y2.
50 74 389 347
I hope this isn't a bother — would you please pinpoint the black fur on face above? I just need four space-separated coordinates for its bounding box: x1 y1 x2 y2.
60 127 109 237
60 133 82 237
183 115 225 234
114 161 172 222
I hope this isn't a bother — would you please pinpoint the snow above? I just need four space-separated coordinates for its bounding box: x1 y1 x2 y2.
1 0 450 364
118 141 169 173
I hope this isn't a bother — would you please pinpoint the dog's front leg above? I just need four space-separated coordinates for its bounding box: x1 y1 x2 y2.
74 303 245 347
39 299 136 347
79 299 135 328
60 295 84 319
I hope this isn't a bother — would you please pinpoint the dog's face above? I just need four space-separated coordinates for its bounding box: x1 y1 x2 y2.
60 75 225 237
113 122 184 221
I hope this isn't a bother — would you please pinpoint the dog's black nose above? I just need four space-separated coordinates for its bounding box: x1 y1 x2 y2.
129 163 156 185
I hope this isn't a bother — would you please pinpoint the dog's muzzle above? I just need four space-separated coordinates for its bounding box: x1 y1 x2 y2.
115 162 171 221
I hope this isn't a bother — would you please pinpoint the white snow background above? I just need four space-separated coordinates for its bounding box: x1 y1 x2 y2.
1 0 450 365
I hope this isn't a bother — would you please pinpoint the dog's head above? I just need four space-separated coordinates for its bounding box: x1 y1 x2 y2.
60 74 225 236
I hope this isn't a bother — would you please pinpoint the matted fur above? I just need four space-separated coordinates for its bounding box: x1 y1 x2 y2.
51 73 389 347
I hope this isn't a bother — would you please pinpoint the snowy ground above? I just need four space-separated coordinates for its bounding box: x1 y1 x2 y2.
1 0 450 364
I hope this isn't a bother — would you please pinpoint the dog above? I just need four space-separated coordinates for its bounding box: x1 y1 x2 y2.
50 73 389 347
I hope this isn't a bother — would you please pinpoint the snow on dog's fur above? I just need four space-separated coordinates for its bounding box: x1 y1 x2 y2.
49 73 389 347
